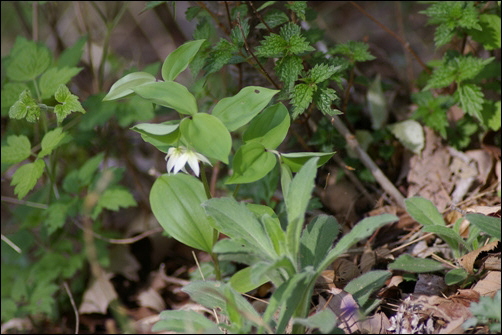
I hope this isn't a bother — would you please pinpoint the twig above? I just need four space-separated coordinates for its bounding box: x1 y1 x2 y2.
349 1 431 74
330 115 406 208
63 281 79 334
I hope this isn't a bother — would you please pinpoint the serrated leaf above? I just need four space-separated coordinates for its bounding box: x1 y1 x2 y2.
330 41 375 62
1 82 30 115
275 55 303 91
44 201 70 235
103 72 157 101
470 14 501 50
38 127 69 158
255 34 287 58
315 87 341 116
54 85 85 123
388 120 424 155
388 254 447 273
212 86 279 131
256 9 288 29
457 83 484 121
204 39 238 74
226 142 276 184
9 89 41 122
291 83 314 118
288 34 315 55
11 159 45 199
92 187 137 219
162 39 205 81
1 135 31 164
243 102 290 149
39 67 83 99
150 174 214 252
309 64 340 84
285 1 307 21
6 36 52 81
180 113 231 163
132 81 197 115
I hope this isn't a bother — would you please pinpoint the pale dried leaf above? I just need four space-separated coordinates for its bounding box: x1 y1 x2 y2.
472 271 501 298
79 272 118 314
137 287 166 312
458 241 499 274
324 287 361 333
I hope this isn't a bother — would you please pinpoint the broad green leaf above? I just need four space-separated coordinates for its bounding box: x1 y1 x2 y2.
202 197 277 260
133 81 197 115
54 84 85 123
405 196 446 226
11 159 45 199
38 127 69 158
280 163 293 196
225 142 276 184
39 66 83 99
367 74 388 130
1 135 31 164
388 254 447 273
77 152 105 187
263 270 315 334
300 214 340 268
445 268 469 285
9 90 41 122
182 281 262 324
180 113 231 163
103 72 156 101
162 39 206 81
212 238 263 264
92 187 138 219
285 157 318 263
212 86 279 131
243 103 290 149
345 270 391 309
150 174 213 252
57 35 87 68
281 151 334 173
1 82 30 115
153 310 222 333
323 214 398 271
262 214 287 256
131 120 180 153
388 120 424 155
292 309 337 334
6 36 52 82
229 266 270 293
466 213 501 240
422 225 467 252
469 14 501 50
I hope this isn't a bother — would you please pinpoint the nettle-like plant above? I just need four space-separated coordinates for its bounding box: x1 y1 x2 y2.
104 35 398 333
412 1 501 149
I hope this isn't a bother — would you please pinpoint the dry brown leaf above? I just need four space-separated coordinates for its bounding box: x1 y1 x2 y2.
79 271 118 314
414 273 447 296
332 258 361 288
136 287 166 312
458 241 500 274
358 311 391 334
322 287 360 333
472 270 501 298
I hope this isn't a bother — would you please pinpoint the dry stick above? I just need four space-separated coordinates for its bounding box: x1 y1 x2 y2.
349 1 431 74
330 115 406 208
63 281 79 334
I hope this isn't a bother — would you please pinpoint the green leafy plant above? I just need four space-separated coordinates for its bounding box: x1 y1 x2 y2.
413 1 500 149
463 289 501 332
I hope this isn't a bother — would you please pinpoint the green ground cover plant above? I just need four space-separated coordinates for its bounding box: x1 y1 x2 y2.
1 1 500 333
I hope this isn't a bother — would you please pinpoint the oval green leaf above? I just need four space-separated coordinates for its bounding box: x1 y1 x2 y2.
103 72 156 101
226 142 277 184
212 86 280 131
150 173 214 253
131 121 180 153
162 39 206 81
133 81 197 115
243 102 290 149
281 152 335 172
180 113 231 163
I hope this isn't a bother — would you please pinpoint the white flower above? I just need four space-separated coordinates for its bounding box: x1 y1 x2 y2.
165 146 211 176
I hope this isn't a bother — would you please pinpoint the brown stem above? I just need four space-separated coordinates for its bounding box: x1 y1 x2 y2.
349 1 431 74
